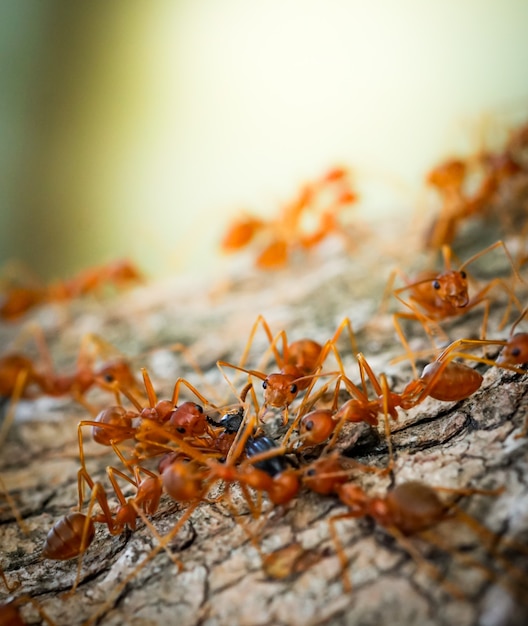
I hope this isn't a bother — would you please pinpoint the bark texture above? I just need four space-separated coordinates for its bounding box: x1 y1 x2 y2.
1 226 527 626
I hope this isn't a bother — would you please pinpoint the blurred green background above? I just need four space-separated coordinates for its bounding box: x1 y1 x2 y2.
1 0 527 281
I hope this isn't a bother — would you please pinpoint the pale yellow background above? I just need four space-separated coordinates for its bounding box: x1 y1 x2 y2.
1 1 527 280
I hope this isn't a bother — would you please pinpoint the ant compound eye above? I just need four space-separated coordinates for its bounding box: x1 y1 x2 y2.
262 380 268 389
511 347 521 357
304 419 314 431
290 383 298 394
104 373 115 382
432 280 440 290
194 404 203 413
306 468 316 476
176 426 186 434
460 270 467 279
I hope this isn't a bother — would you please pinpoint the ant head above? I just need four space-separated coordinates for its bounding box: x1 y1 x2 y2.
432 270 469 308
496 333 528 366
303 454 347 495
299 409 335 445
96 361 138 392
426 159 466 189
262 373 299 407
168 402 206 436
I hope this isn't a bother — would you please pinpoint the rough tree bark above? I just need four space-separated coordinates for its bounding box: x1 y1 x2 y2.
1 224 527 626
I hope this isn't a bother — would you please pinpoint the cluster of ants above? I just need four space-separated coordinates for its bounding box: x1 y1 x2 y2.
1 119 528 623
424 121 528 250
221 121 528 269
220 166 359 269
2 233 528 624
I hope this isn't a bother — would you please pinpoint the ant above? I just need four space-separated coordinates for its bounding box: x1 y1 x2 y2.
42 460 180 596
0 258 143 320
0 328 140 413
220 166 358 269
424 122 527 250
218 315 355 424
387 240 523 374
330 480 528 599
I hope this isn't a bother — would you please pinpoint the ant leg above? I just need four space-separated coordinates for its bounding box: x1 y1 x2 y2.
0 474 30 536
83 500 203 626
459 239 525 284
237 315 283 373
170 376 218 410
164 341 220 403
0 565 20 592
140 368 158 408
327 513 357 592
0 369 28 450
14 322 55 374
282 374 341 447
104 463 182 570
225 407 258 465
386 525 465 600
316 317 360 370
392 311 446 377
379 374 395 473
64 479 110 596
216 360 266 404
420 518 528 598
129 502 184 571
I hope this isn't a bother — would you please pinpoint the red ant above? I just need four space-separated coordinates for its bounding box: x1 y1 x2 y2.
42 460 180 596
329 480 528 599
41 371 220 583
220 167 358 269
387 240 523 374
291 330 528 456
0 329 140 413
424 123 527 249
218 315 356 424
0 258 143 320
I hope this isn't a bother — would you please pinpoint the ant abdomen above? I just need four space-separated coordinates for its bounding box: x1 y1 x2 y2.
42 512 95 560
420 360 483 402
385 481 449 535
